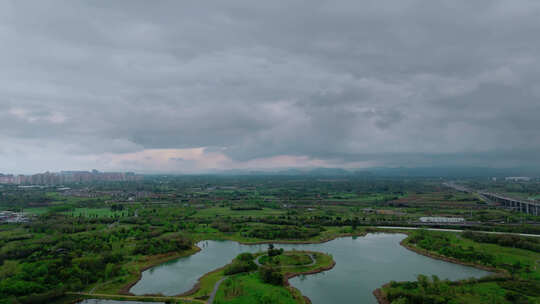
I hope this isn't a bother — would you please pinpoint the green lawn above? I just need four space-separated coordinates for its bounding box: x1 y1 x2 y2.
214 273 300 304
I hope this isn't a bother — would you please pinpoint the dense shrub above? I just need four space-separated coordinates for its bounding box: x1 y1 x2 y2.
237 252 255 261
260 266 283 285
268 248 284 257
246 226 320 240
211 221 237 232
463 231 540 253
223 260 257 275
409 230 495 266
224 253 257 275
133 234 191 255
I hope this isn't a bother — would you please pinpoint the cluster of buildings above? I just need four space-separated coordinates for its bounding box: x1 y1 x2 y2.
0 170 142 185
60 189 152 201
419 216 465 223
0 211 29 223
0 174 16 184
504 176 532 182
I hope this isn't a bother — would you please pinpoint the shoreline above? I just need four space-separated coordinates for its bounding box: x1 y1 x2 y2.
283 258 337 304
372 233 506 304
180 250 336 302
121 229 495 304
226 231 368 246
118 230 377 299
118 246 202 296
176 264 227 298
399 238 502 273
372 285 390 304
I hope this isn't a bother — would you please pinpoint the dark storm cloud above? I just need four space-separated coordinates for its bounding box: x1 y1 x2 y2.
1 0 540 172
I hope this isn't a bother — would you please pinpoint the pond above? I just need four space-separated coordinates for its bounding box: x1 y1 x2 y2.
130 233 491 303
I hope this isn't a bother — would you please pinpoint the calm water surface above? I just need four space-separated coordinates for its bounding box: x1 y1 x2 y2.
130 233 490 303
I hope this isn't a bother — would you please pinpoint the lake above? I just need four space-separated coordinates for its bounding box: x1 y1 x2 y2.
130 233 490 303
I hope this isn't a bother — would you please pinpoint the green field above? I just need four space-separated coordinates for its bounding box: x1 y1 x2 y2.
214 273 300 304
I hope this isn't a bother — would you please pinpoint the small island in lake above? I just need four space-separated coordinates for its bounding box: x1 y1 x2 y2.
187 246 335 304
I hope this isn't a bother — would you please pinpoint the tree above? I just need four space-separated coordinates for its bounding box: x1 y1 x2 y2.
260 266 283 285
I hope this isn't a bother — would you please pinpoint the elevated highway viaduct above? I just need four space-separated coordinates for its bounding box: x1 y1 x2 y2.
481 192 540 216
443 182 540 216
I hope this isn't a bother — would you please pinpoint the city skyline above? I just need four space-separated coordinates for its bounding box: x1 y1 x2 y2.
0 170 140 185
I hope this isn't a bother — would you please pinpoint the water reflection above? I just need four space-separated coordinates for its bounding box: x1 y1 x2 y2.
130 233 491 303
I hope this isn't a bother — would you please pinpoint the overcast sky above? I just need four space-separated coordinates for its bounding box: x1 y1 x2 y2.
1 0 540 174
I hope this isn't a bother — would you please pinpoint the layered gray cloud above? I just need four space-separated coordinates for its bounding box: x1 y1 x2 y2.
1 0 540 173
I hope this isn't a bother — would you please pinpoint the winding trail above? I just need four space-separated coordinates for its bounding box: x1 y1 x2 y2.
207 277 227 304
